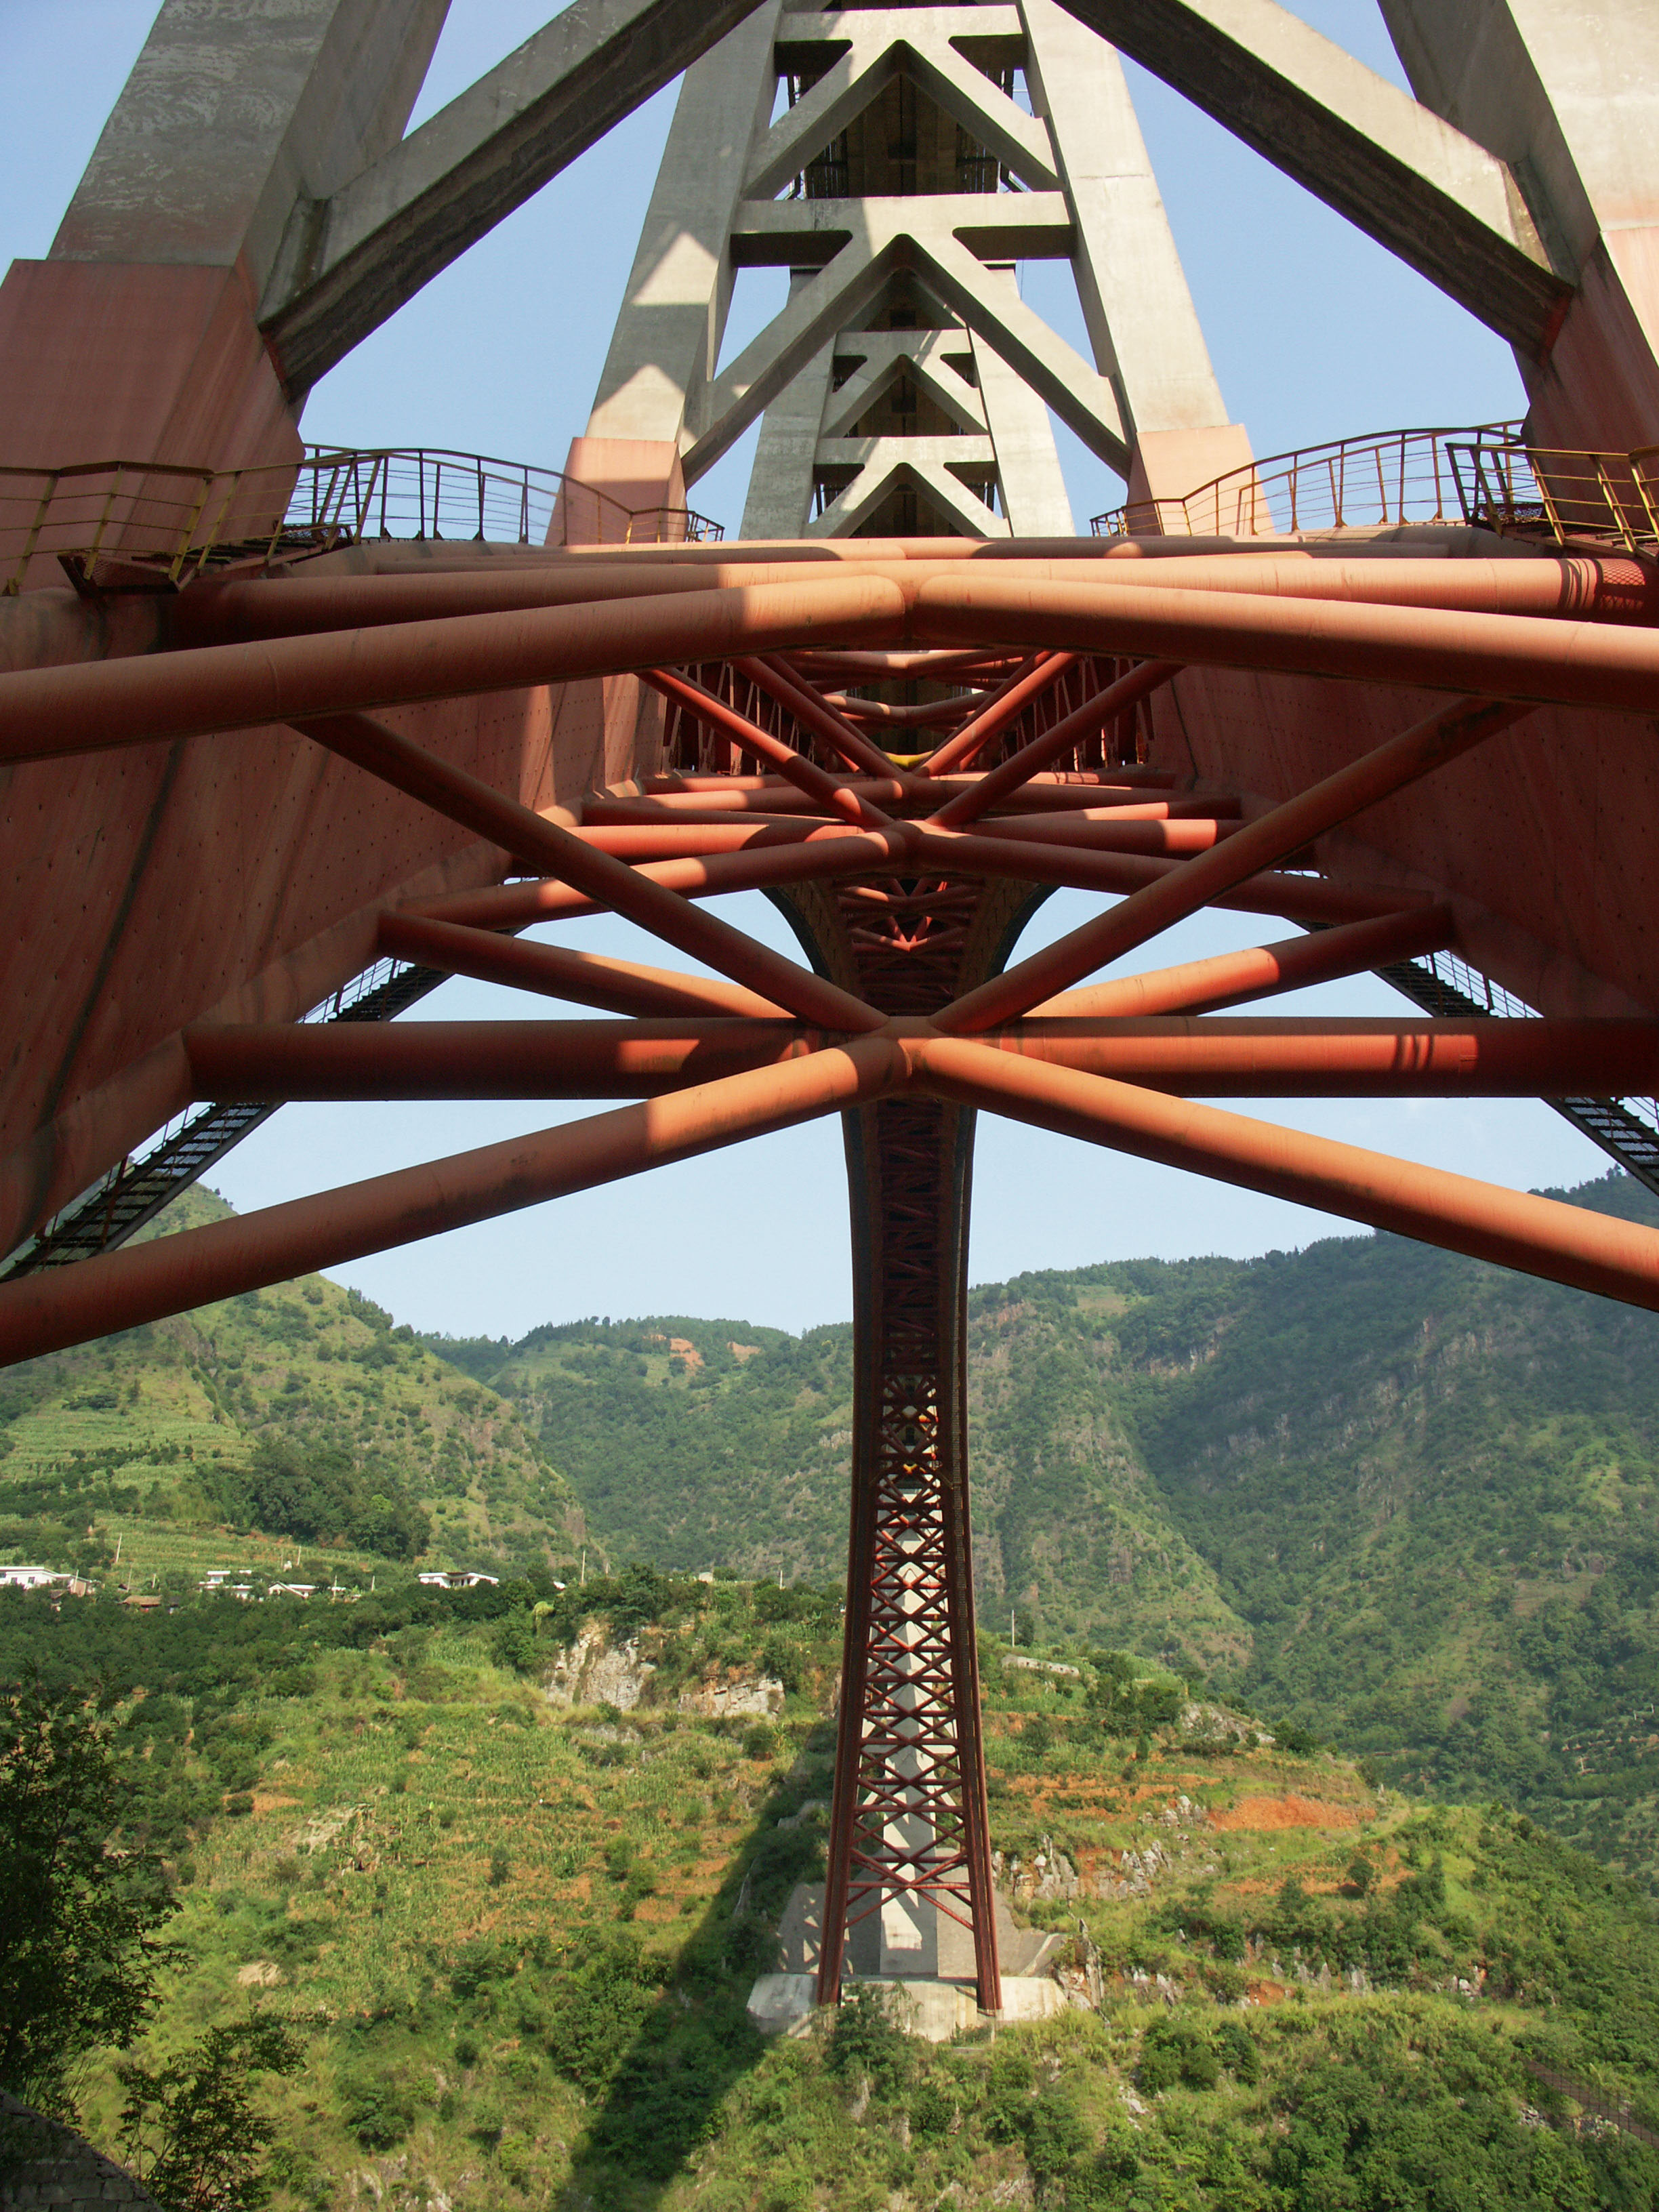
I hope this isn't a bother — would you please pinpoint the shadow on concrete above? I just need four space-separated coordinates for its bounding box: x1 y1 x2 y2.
553 1719 836 2208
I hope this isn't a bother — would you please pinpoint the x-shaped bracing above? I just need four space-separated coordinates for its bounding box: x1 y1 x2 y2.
3 542 1659 1358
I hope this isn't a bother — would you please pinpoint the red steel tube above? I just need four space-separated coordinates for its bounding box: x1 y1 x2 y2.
594 781 912 815
173 552 1653 656
821 693 981 729
184 1013 1659 1101
1029 905 1456 1019
639 667 890 828
0 1039 905 1364
409 830 915 928
935 695 1528 1033
582 794 826 821
413 832 1417 934
185 1019 815 1099
377 912 792 1021
296 712 886 1034
929 659 1181 828
787 649 1019 680
735 654 902 779
982 1016 1659 1094
922 654 1073 777
909 572 1659 714
910 1038 1659 1311
997 550 1659 626
924 815 1233 859
0 575 909 766
168 558 897 643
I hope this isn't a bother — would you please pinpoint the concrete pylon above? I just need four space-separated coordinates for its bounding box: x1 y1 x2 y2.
588 0 1251 534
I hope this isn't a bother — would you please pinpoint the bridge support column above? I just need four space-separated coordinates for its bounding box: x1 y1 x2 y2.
819 1089 1000 2013
777 873 1040 2017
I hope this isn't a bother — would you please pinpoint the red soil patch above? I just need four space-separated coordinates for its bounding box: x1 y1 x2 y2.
1210 1795 1359 1832
1246 1981 1288 2006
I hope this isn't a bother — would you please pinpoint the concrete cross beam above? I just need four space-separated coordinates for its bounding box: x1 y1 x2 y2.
729 192 1076 268
743 12 1059 201
685 202 1127 480
261 0 770 396
1063 0 1572 357
807 447 1006 535
819 332 989 438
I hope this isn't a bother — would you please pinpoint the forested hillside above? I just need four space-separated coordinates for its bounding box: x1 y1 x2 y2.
5 1572 1659 2209
3 1171 1656 1885
0 1185 581 1591
425 1171 1659 1885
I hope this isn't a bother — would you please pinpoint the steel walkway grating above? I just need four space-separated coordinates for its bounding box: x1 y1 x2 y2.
1377 958 1659 1200
0 963 445 1281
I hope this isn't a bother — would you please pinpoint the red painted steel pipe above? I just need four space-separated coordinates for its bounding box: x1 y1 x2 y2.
377 912 792 1021
639 666 890 828
177 551 1651 656
581 804 837 836
734 655 901 779
930 774 1184 809
924 815 1234 859
408 831 913 929
1030 905 1456 1019
922 654 1073 776
978 796 1240 825
583 790 830 820
909 1039 1659 1311
621 773 1186 816
874 823 1416 922
413 832 1418 935
930 659 1182 828
0 575 909 765
985 1017 1659 1094
186 1019 815 1099
297 712 886 1034
821 693 981 729
1006 550 1659 625
935 696 1528 1033
168 558 885 642
0 1040 905 1365
184 1014 1659 1102
787 649 1016 678
908 572 1659 713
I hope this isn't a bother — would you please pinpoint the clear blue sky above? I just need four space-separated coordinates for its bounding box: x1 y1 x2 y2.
0 3 1609 1338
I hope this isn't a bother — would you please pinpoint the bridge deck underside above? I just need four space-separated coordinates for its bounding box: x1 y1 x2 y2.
4 525 1659 2009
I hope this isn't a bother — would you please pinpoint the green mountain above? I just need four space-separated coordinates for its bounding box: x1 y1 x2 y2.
0 1185 581 1590
4 1169 1658 1887
422 1171 1659 1886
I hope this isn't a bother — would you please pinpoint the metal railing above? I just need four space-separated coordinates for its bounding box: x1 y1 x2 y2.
1090 422 1659 548
1092 422 1519 539
295 447 722 554
1 447 721 594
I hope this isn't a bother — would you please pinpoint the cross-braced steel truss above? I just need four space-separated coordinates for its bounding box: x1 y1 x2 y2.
5 537 1659 2013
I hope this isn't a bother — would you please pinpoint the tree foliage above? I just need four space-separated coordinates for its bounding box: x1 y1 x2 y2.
117 2016 303 2212
0 1677 174 2114
209 1435 429 1560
